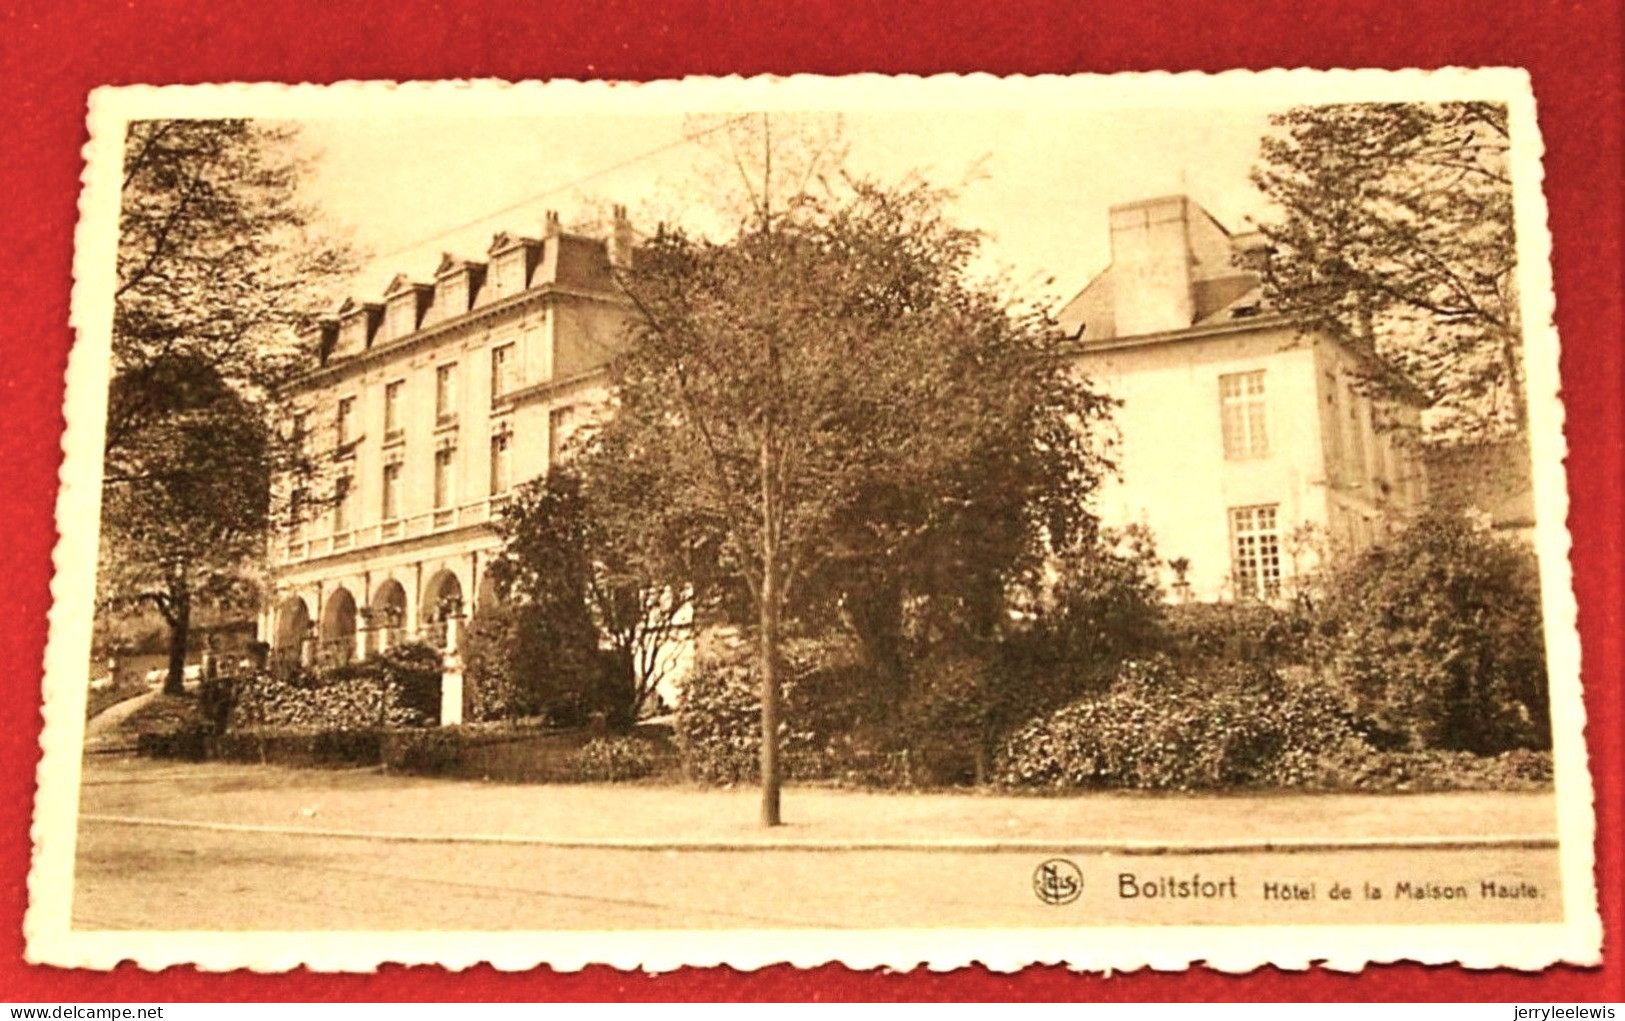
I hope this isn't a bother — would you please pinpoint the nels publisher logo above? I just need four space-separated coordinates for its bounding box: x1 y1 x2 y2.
1033 858 1083 906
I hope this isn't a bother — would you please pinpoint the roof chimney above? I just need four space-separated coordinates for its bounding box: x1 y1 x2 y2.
609 204 634 270
543 210 562 238
1109 196 1197 336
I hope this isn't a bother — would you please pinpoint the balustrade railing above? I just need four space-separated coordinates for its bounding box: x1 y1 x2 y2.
278 496 511 565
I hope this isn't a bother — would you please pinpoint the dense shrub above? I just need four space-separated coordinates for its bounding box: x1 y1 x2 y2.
380 728 464 773
462 605 536 721
1336 748 1553 792
322 642 444 722
894 643 1000 785
573 736 659 782
229 642 444 731
231 674 425 729
996 657 1367 790
1162 600 1313 668
197 675 238 735
136 726 209 761
675 632 875 784
461 602 634 727
1005 527 1166 694
1321 515 1549 753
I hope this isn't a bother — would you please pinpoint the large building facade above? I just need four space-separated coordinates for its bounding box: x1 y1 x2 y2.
264 192 1433 677
1061 196 1427 601
261 209 636 669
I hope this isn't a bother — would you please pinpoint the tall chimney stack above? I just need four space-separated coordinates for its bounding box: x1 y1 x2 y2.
1109 196 1197 336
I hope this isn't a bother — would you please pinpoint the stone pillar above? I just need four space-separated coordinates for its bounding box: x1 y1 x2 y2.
355 617 369 662
440 661 464 726
299 631 314 669
446 614 462 655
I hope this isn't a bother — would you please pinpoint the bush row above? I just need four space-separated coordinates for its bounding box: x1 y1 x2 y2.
138 718 679 782
228 643 445 730
994 657 1363 790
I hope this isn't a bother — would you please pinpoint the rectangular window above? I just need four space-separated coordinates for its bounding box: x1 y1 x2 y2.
435 363 457 424
382 462 402 521
489 432 512 495
548 406 573 466
336 396 356 448
1230 504 1282 600
1346 385 1367 483
433 448 454 509
289 486 307 541
384 380 403 438
1219 370 1268 460
333 475 353 533
491 343 515 403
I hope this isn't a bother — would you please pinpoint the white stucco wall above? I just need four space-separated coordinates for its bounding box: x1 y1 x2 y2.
1077 324 1332 600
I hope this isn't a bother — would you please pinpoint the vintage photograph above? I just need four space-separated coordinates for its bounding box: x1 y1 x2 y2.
27 72 1598 972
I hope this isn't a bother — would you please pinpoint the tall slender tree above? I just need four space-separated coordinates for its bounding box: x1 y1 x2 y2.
101 119 351 694
1252 102 1520 443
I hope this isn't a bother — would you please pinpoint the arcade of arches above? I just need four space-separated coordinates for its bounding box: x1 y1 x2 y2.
271 565 499 669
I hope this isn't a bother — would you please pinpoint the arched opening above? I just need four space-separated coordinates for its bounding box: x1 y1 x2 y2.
370 578 408 654
319 587 358 666
420 569 464 650
272 595 312 672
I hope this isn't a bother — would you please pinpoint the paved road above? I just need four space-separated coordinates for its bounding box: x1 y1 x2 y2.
73 820 1563 931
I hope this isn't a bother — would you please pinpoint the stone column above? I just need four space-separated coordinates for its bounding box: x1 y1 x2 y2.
440 639 464 727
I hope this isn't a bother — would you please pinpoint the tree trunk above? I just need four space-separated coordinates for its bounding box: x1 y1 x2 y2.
759 426 783 827
759 567 783 827
163 579 191 697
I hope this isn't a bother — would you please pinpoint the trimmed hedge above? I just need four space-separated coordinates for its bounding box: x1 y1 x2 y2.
208 728 383 767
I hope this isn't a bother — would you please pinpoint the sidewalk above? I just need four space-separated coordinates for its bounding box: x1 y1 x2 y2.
79 755 1558 851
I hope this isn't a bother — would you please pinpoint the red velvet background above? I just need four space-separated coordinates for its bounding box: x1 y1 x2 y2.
0 0 1618 1002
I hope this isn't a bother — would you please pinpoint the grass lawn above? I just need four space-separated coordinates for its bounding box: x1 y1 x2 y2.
115 692 201 733
85 684 153 721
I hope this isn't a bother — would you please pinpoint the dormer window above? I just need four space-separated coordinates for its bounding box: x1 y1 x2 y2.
386 295 417 339
487 233 536 299
382 275 430 340
440 275 467 318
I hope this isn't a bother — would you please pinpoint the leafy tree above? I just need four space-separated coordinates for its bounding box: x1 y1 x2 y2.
486 464 689 726
102 119 351 694
97 368 270 695
1252 102 1520 442
1322 514 1549 753
602 167 1114 824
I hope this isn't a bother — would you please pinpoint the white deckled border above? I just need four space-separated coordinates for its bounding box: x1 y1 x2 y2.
27 68 1601 974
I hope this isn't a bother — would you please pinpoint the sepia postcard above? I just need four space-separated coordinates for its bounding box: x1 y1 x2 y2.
28 70 1600 973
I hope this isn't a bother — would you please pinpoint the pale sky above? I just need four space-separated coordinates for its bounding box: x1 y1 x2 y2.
295 105 1284 311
